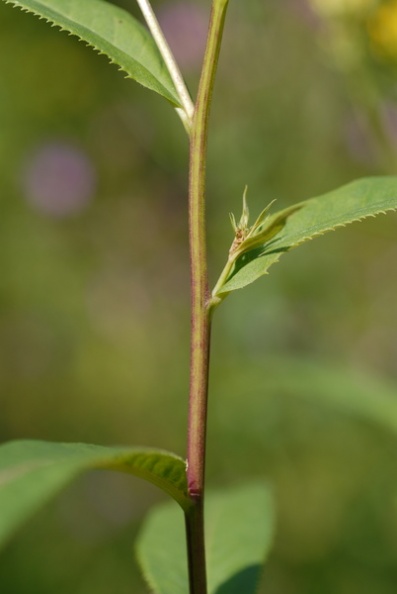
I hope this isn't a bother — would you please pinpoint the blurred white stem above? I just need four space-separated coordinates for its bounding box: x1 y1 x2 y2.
136 0 194 128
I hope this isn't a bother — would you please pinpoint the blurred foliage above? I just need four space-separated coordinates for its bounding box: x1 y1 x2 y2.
1 0 397 593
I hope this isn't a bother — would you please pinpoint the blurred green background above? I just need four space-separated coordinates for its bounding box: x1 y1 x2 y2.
1 0 397 592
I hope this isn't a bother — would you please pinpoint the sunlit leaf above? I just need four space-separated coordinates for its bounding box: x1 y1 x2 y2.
136 482 274 594
2 0 181 105
216 176 397 294
0 440 190 548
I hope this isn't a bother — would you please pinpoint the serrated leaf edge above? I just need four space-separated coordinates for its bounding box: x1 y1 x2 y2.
269 202 397 253
3 0 181 106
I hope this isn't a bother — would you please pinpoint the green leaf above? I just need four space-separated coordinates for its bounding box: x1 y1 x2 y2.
264 357 397 436
216 356 397 443
136 500 187 594
217 176 397 294
3 0 181 106
0 440 190 548
136 482 274 594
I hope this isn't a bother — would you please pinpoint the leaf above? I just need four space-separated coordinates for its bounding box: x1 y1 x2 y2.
3 0 181 106
264 357 397 436
218 176 397 294
206 483 274 594
0 440 190 548
216 356 397 443
136 482 274 594
136 500 188 594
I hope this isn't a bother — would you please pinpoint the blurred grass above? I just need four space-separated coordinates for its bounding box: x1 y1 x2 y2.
1 0 397 593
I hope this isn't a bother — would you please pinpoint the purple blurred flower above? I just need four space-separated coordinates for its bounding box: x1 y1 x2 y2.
22 142 96 218
381 101 397 151
157 2 208 71
288 0 322 29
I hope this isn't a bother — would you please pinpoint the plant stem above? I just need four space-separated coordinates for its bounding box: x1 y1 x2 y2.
186 0 229 592
187 0 229 502
185 500 207 594
135 0 194 127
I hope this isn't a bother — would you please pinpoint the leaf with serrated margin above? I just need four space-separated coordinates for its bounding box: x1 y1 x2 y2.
0 440 190 548
218 176 397 294
2 0 181 105
136 482 274 594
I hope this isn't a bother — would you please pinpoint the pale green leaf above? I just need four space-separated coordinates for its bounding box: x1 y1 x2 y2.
3 0 181 105
136 482 274 594
263 357 397 436
219 176 397 294
216 356 397 443
0 440 189 548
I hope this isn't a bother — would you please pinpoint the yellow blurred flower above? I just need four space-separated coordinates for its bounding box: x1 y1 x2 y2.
310 0 377 17
369 1 397 57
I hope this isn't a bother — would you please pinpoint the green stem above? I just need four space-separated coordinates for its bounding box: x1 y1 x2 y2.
210 257 234 307
185 0 229 592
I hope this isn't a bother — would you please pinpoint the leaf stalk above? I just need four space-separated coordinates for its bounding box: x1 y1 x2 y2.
136 0 194 128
